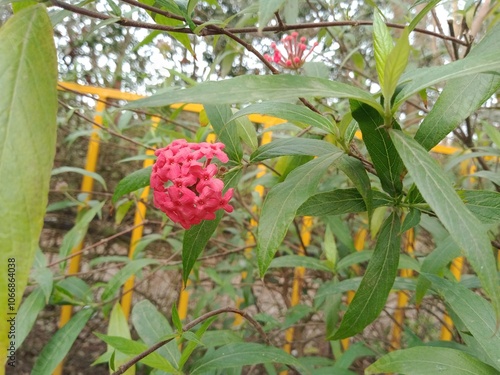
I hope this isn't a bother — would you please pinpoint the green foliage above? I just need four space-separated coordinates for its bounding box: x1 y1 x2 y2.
0 4 57 364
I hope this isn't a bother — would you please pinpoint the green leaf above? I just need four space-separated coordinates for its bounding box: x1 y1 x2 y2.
96 333 180 373
408 0 441 32
178 316 215 369
269 255 332 272
171 304 182 331
414 23 500 150
258 0 286 31
108 303 135 375
331 212 401 339
335 155 374 220
125 75 383 114
390 129 500 318
15 288 46 350
182 169 241 284
351 100 404 196
132 300 180 369
112 166 152 203
297 188 392 216
459 190 500 224
58 201 105 264
383 27 410 104
394 50 500 110
32 308 94 374
400 207 421 233
204 104 243 162
366 346 499 375
250 138 341 162
190 343 308 374
257 153 343 276
415 237 461 304
471 170 500 185
234 115 258 151
484 122 500 148
373 11 393 91
101 259 159 301
422 274 500 371
53 277 92 305
51 166 107 190
231 102 335 134
0 5 57 362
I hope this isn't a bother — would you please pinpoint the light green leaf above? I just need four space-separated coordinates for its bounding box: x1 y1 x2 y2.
96 333 180 373
101 258 159 301
269 255 332 272
178 316 215 369
231 102 335 134
132 300 180 369
422 274 500 371
32 308 94 374
415 237 461 304
32 267 53 303
351 100 404 196
0 4 57 363
394 50 500 110
15 288 46 350
366 346 499 375
108 303 135 375
459 190 500 224
297 188 392 217
373 11 393 91
383 27 410 103
125 75 383 114
250 138 341 162
204 104 243 162
258 0 286 31
471 170 500 185
190 343 308 374
234 115 258 151
53 277 92 305
390 129 500 317
112 166 152 203
257 153 343 276
51 166 107 190
332 212 401 339
484 122 500 148
414 23 500 150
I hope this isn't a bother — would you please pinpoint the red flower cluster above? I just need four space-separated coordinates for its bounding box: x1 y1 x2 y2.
150 139 234 229
264 32 319 70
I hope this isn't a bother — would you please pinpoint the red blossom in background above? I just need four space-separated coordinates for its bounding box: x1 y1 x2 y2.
264 32 319 70
151 139 233 229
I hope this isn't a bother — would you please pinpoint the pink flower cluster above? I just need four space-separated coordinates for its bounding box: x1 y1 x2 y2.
150 139 234 229
264 32 319 70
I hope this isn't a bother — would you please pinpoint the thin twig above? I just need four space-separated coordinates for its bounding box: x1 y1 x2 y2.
112 307 268 375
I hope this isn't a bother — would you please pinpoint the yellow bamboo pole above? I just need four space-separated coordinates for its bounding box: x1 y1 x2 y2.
279 216 313 375
341 227 367 351
390 227 415 350
53 99 107 375
120 116 160 319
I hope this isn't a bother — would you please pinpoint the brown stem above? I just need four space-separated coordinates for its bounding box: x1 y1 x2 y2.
111 307 268 375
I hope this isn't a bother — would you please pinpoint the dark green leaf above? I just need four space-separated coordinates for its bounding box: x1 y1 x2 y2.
351 100 404 196
366 346 499 375
250 138 341 162
400 208 421 233
125 75 382 113
390 129 500 318
297 188 392 216
112 166 152 203
32 308 94 374
257 153 343 276
232 102 335 134
332 212 401 339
